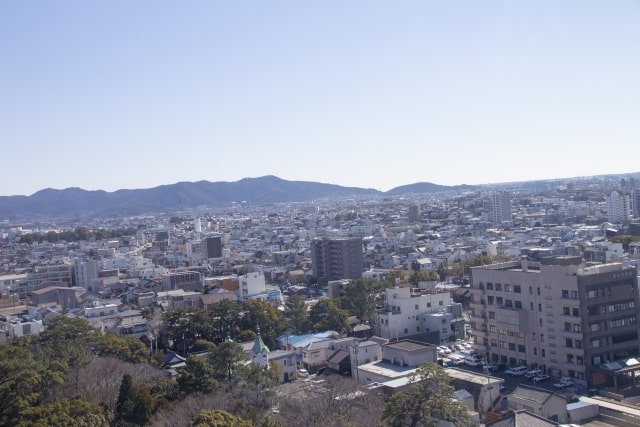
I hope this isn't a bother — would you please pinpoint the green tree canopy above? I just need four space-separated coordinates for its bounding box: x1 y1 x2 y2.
177 356 218 396
382 363 470 427
240 300 286 349
284 294 308 335
339 278 386 325
309 299 349 333
208 340 248 384
190 409 252 427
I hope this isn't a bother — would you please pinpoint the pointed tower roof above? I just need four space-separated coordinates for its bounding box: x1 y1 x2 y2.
251 324 270 355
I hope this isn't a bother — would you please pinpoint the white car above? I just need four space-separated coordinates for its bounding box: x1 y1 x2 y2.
438 346 452 354
297 369 309 378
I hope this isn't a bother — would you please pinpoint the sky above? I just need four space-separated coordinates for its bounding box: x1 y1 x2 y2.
1 1 640 196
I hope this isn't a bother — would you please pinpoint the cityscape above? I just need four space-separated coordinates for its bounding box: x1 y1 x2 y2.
1 172 640 426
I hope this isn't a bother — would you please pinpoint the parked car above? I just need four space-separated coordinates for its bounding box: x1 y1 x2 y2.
532 374 551 383
553 377 573 388
297 369 309 378
505 366 527 376
525 369 543 379
438 345 452 354
484 363 499 372
464 356 482 367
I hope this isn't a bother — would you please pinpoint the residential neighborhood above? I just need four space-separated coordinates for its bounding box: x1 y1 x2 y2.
1 174 640 426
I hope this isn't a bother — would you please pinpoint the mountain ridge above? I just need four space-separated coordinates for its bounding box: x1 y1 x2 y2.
0 175 472 220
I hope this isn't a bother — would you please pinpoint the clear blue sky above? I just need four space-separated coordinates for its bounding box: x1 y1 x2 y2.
2 1 639 196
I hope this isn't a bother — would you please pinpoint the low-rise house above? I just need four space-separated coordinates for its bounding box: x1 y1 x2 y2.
507 385 568 423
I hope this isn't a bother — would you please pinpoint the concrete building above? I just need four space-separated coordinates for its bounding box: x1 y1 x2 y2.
310 237 364 285
374 285 463 343
469 256 640 388
606 191 633 224
488 192 512 226
238 272 266 302
161 270 203 292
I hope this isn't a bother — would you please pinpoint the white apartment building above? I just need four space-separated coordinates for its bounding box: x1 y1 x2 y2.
238 272 266 302
606 191 632 224
374 285 461 343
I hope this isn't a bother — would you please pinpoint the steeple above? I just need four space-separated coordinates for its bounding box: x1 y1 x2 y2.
251 323 269 356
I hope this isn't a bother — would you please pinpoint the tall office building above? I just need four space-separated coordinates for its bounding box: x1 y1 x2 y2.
310 237 364 284
488 192 512 225
204 235 223 259
606 191 632 224
469 256 640 389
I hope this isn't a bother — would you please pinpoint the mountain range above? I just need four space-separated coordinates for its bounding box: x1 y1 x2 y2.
0 176 476 220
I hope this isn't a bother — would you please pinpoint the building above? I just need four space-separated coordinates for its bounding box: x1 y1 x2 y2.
488 192 512 226
374 285 463 344
507 385 568 423
203 235 223 259
74 259 98 290
606 191 633 224
310 237 364 285
161 270 203 292
469 256 640 389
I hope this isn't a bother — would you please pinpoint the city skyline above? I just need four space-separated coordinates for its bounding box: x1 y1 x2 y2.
2 1 640 196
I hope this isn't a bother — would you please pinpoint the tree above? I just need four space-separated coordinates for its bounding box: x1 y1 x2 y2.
233 361 282 422
284 294 308 335
17 397 113 427
208 341 248 384
210 299 242 342
339 278 385 325
190 409 252 427
240 300 286 349
177 356 218 396
309 299 348 333
115 374 164 426
381 363 470 427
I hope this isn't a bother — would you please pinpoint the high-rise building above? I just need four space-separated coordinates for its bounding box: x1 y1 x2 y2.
310 237 364 284
606 191 633 224
488 192 512 225
203 235 223 259
469 257 640 389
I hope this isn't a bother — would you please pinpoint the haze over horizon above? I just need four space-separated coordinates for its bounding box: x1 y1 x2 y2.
2 1 639 197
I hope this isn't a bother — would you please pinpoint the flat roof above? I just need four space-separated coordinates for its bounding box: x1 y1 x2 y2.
444 368 503 385
386 340 433 352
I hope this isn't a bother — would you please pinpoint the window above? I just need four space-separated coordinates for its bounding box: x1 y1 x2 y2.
508 343 516 351
439 300 443 306
514 285 521 294
496 283 502 291
567 354 574 364
505 300 513 308
562 290 569 299
537 287 541 296
496 297 503 306
572 308 580 317
490 339 497 347
571 291 578 299
518 344 526 353
587 305 598 316
515 300 522 309
573 324 581 333
487 296 494 305
565 338 573 348
489 311 495 319
441 318 446 324
564 322 572 332
542 349 546 357
575 339 582 349
563 307 570 316
592 355 602 365
530 302 534 311
540 333 544 342
609 316 636 328
612 331 638 344
533 347 537 356
538 303 542 312
577 356 583 365
586 290 598 299
415 304 419 310
486 282 493 290
489 325 496 333
504 284 512 292
608 300 635 312
591 338 601 348
589 322 601 332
